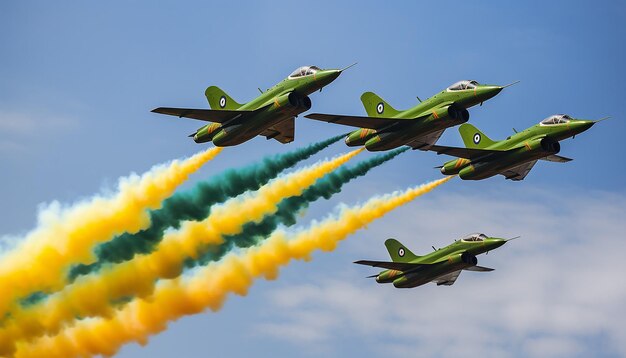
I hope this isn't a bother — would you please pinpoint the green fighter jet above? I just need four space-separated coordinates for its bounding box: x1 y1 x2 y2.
152 64 353 146
355 233 512 288
305 80 515 151
432 114 604 181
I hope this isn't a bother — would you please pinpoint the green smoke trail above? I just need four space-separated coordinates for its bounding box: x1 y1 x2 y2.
68 135 345 281
186 146 409 268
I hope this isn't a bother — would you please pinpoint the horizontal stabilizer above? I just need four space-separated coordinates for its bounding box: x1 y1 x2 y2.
541 154 573 163
501 160 537 181
354 260 428 271
259 117 295 144
405 130 445 151
464 265 494 272
305 113 402 130
429 144 507 159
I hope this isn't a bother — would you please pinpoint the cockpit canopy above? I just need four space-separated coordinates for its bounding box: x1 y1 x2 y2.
461 233 488 242
447 80 480 91
289 65 321 78
540 114 572 125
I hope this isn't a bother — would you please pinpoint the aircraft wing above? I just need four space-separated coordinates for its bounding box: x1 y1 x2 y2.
435 270 462 286
354 260 430 271
260 117 295 144
500 160 538 181
428 145 507 160
152 102 274 124
305 113 404 130
465 265 494 272
541 154 573 163
405 130 445 150
151 107 253 123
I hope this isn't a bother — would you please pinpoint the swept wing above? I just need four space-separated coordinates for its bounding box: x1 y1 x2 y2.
429 144 509 159
152 103 271 124
304 113 404 130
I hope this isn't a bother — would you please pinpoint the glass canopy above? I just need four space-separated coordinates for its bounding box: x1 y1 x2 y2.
461 233 488 242
289 65 321 78
540 114 572 125
447 80 480 91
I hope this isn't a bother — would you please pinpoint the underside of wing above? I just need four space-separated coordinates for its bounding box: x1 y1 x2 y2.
354 260 428 271
435 270 462 286
405 129 445 151
541 154 573 163
429 144 507 160
151 107 252 124
305 113 403 130
260 117 295 144
464 265 495 272
500 160 538 181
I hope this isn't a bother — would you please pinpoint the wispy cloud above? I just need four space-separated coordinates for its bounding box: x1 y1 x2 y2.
0 109 78 155
0 109 77 135
254 187 626 358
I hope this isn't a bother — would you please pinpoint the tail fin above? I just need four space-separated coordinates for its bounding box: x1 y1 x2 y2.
205 86 243 110
360 92 400 118
458 123 497 149
384 238 419 263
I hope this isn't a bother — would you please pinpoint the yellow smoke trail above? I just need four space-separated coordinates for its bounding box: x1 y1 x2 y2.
0 147 223 319
13 176 452 358
0 148 363 352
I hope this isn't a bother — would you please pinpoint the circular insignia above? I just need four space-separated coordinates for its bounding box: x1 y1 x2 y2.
473 133 481 144
376 102 384 115
398 248 405 257
219 96 227 108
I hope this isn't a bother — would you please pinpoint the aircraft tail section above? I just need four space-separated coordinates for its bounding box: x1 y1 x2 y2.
384 238 419 263
459 123 497 149
360 92 400 118
205 86 243 110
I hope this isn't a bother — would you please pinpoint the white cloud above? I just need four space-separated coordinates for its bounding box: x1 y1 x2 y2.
0 109 78 156
0 109 76 134
253 187 626 358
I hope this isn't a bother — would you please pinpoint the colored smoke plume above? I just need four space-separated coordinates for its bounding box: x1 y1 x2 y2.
0 148 363 352
12 176 452 358
0 147 223 318
69 134 345 279
189 147 410 267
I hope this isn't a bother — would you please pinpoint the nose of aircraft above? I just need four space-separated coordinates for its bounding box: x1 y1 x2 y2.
476 85 503 101
570 119 595 133
315 63 356 87
316 69 342 86
485 238 507 250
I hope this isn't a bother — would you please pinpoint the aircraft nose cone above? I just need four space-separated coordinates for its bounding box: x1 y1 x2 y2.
580 120 595 130
328 69 342 81
488 238 506 249
483 85 503 99
571 120 595 134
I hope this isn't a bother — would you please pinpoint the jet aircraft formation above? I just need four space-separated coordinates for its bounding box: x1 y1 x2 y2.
153 64 602 289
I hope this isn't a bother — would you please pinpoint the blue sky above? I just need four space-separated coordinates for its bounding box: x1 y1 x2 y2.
1 1 625 357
